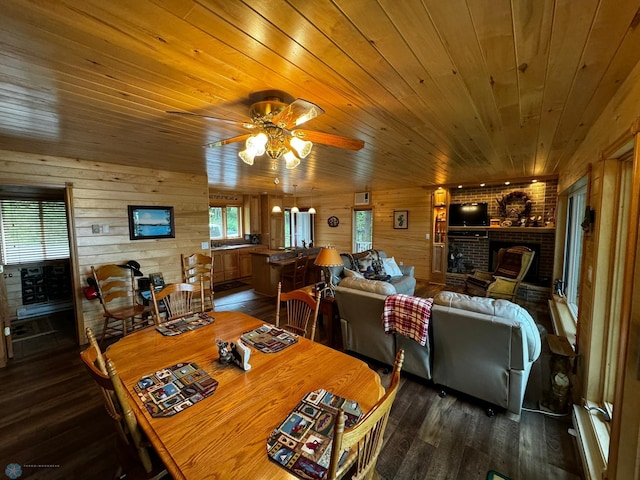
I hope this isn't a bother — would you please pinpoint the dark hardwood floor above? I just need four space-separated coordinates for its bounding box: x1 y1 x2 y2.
0 281 583 479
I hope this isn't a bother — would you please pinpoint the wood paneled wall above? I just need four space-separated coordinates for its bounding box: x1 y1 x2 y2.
0 150 210 341
558 59 640 480
312 187 432 281
559 59 640 193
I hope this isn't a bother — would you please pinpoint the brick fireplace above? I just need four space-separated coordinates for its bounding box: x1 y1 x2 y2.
448 229 554 287
445 179 557 290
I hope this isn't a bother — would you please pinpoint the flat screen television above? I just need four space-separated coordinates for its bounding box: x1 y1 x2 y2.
448 202 489 227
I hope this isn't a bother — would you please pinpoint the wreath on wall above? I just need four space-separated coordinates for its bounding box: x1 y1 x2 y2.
496 191 532 222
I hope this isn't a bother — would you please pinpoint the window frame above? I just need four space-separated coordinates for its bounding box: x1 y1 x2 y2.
563 181 587 319
0 199 70 264
209 204 243 240
353 208 373 252
284 208 314 248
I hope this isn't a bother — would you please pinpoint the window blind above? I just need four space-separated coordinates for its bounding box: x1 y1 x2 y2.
0 200 70 264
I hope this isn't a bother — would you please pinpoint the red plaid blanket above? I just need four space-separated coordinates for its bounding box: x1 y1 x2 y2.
382 294 433 346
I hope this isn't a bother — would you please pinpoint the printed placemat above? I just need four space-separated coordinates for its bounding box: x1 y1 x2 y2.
266 389 363 479
133 362 218 417
155 313 214 336
241 324 298 353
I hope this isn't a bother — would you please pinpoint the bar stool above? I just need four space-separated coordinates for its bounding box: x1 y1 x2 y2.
279 257 308 291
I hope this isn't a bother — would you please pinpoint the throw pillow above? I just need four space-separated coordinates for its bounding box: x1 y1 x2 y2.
357 253 374 272
343 268 364 279
383 257 403 277
372 253 385 274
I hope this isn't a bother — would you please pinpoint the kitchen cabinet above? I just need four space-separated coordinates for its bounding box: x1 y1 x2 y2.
222 250 240 280
249 195 261 234
212 246 260 283
212 252 224 283
240 250 253 277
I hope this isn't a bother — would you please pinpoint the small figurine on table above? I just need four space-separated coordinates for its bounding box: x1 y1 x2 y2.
216 339 233 365
215 338 251 371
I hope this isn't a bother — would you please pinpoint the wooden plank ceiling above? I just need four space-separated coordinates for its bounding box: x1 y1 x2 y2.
1 0 639 196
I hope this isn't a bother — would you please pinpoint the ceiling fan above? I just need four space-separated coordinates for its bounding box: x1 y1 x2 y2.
167 90 365 169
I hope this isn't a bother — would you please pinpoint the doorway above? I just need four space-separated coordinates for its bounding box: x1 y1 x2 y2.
0 184 78 364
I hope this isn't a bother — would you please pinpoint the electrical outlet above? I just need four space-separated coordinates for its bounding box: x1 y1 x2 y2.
102 224 110 233
426 233 430 240
202 241 209 250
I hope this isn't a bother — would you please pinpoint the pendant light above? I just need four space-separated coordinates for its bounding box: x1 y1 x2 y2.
272 178 282 213
308 187 316 215
291 184 299 213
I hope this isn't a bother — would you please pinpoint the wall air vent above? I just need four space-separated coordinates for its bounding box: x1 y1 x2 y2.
354 192 370 206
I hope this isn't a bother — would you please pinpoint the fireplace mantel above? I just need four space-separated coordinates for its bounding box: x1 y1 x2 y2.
449 226 556 234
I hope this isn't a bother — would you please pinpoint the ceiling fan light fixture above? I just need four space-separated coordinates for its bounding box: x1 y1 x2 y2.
290 136 313 158
283 150 300 169
247 132 267 155
238 149 255 165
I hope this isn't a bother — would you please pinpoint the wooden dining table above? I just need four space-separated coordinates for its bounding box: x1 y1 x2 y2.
106 310 384 480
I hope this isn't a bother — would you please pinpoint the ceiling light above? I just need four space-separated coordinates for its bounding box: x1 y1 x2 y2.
238 127 312 169
283 150 300 169
291 184 299 213
480 183 485 187
505 181 511 185
290 136 313 158
239 132 268 165
308 187 316 215
272 178 282 213
458 185 462 189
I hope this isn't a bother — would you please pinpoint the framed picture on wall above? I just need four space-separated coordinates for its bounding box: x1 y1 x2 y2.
393 210 408 229
128 205 175 240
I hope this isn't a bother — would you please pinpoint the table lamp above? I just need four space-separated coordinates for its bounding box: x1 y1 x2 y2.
314 246 343 296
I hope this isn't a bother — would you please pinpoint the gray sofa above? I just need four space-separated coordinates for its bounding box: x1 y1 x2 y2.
334 287 541 415
329 249 416 295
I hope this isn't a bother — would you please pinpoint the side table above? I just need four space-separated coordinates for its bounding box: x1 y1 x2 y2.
300 285 342 349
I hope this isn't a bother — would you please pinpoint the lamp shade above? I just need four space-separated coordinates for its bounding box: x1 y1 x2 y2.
314 246 342 267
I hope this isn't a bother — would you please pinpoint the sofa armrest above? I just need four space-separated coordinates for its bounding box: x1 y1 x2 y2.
334 286 396 366
399 264 414 277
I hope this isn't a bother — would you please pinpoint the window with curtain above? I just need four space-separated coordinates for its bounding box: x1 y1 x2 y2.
0 200 70 264
209 206 241 240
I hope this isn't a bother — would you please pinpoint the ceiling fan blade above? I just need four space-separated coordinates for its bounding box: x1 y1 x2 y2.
167 111 256 130
293 130 365 151
272 99 325 129
204 133 251 148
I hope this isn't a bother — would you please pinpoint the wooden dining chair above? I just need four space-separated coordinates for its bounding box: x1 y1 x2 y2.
80 328 166 479
150 279 204 324
279 256 309 292
275 281 320 341
327 349 404 480
181 253 215 311
91 264 153 345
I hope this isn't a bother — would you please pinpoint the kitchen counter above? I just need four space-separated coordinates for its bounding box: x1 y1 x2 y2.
211 244 266 252
250 247 321 295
